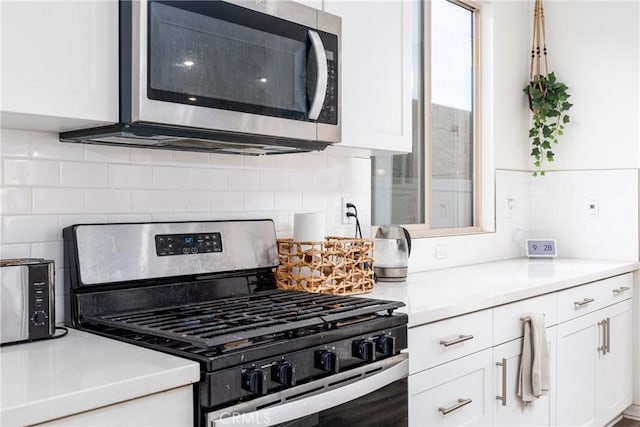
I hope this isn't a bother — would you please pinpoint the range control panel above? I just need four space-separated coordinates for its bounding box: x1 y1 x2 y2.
155 233 222 256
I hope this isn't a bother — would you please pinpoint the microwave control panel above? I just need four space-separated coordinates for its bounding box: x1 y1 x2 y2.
155 233 222 256
318 54 338 125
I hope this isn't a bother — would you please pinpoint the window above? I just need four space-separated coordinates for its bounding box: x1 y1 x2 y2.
372 0 481 237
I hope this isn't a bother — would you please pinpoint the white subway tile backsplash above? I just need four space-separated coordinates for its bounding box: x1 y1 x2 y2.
191 168 227 190
33 188 84 213
0 244 30 259
172 151 210 166
58 214 109 229
1 130 373 329
210 191 244 212
302 192 327 211
30 132 84 161
274 192 302 211
260 171 289 191
244 191 274 211
151 212 191 222
109 164 153 189
171 190 210 212
131 148 173 165
60 162 108 188
3 159 59 186
84 145 131 163
350 158 371 177
153 166 192 189
2 215 59 243
31 241 64 268
227 169 259 191
107 213 153 223
85 189 131 213
209 154 244 169
131 190 172 213
288 172 315 192
1 187 31 214
0 129 30 157
244 156 275 169
302 153 328 171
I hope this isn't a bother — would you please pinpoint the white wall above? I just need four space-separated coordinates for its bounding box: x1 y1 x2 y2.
0 129 371 323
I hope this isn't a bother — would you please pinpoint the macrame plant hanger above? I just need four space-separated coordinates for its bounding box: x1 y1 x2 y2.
529 0 549 103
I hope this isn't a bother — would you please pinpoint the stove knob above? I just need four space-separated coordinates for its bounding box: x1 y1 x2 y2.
315 350 339 374
376 335 396 355
272 362 296 386
241 368 267 395
353 339 376 362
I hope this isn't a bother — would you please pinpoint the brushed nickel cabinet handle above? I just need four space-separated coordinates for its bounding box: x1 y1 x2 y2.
613 286 630 295
439 334 474 347
496 358 507 406
597 319 607 354
606 317 611 354
574 298 594 307
438 398 473 415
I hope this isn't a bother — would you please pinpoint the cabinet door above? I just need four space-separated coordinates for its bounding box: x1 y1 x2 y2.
493 328 556 427
556 310 601 427
597 300 633 425
323 0 412 153
409 349 492 426
1 1 118 130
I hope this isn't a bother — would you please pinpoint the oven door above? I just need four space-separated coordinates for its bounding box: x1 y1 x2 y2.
208 353 408 427
130 0 340 142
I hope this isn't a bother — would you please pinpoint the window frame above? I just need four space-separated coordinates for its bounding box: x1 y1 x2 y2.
407 0 483 238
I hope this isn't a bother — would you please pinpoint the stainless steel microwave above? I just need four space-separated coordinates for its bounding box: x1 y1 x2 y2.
60 0 341 156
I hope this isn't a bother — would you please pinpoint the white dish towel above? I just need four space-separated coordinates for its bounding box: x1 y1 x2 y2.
517 313 550 404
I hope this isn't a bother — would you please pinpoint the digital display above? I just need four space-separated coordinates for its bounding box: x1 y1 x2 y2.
155 233 222 256
326 50 334 61
526 239 557 258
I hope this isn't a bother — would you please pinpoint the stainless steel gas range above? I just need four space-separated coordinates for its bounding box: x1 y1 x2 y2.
64 220 408 426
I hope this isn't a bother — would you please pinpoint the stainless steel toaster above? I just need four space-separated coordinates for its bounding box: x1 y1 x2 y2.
0 258 55 345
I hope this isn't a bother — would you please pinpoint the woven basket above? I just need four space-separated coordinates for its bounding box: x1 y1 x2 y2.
276 237 374 295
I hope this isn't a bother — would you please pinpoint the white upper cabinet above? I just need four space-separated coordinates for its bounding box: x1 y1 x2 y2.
324 0 412 154
1 1 118 131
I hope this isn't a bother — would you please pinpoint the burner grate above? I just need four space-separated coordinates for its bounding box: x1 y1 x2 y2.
85 290 403 349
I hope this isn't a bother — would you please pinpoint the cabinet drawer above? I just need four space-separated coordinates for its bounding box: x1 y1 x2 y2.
492 293 557 345
408 309 491 374
409 348 492 427
557 274 633 323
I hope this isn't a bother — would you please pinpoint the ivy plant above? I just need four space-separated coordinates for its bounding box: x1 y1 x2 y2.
523 72 572 176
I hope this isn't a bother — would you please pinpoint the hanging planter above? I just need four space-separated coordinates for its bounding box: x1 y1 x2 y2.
523 0 572 176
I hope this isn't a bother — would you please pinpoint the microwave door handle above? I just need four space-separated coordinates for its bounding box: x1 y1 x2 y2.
308 30 328 121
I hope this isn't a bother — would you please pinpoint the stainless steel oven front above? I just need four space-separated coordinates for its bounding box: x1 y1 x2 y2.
207 353 408 427
128 0 341 144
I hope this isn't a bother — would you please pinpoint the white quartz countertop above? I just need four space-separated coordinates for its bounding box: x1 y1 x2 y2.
366 258 638 327
0 328 200 426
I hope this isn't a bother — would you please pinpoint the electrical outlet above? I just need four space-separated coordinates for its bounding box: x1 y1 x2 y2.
435 244 448 259
342 197 354 224
587 199 599 218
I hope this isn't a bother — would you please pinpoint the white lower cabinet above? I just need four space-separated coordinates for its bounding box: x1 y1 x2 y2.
556 299 633 427
34 386 193 427
493 328 556 427
408 273 634 427
409 349 493 426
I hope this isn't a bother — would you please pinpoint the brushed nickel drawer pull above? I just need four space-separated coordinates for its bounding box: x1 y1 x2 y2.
438 398 473 415
496 358 507 406
574 298 594 307
613 286 630 295
439 334 474 347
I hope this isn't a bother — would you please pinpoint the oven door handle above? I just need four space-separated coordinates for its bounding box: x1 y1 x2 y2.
212 356 408 427
307 30 328 121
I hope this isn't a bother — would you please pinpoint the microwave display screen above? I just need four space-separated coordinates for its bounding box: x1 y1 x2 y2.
148 2 316 120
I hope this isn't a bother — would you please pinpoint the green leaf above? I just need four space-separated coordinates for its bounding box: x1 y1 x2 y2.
563 115 570 123
541 141 551 149
540 171 546 176
529 128 538 138
562 102 573 110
